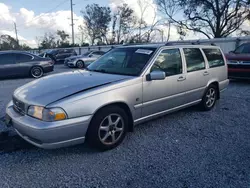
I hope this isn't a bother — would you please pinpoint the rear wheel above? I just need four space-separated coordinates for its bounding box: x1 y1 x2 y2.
76 60 85 69
30 66 44 78
86 106 128 151
200 85 218 111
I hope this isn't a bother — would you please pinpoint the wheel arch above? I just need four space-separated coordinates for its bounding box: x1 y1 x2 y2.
90 102 134 132
206 80 220 99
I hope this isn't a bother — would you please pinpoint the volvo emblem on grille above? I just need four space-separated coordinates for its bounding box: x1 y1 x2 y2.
15 101 19 106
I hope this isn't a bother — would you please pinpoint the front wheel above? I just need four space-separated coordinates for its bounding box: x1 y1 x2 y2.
30 66 44 78
86 106 128 151
200 85 218 111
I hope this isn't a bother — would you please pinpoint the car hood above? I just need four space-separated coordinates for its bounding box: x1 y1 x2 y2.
225 53 250 61
14 70 131 106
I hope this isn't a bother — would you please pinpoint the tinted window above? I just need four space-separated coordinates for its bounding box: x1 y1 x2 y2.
94 51 106 55
92 51 100 56
16 54 33 62
203 49 225 68
183 48 205 72
151 49 182 76
234 44 250 54
0 53 16 64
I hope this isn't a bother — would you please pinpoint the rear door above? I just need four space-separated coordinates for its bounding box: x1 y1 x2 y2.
0 53 19 78
15 53 35 76
182 48 209 103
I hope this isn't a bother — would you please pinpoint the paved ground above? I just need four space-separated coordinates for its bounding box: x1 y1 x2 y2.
0 65 249 188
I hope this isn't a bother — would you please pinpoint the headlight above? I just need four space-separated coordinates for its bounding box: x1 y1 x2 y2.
28 106 67 121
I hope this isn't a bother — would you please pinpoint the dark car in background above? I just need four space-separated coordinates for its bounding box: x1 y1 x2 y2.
39 49 77 63
0 51 54 79
225 42 250 79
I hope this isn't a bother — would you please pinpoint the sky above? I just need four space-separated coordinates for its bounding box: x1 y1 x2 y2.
0 0 236 48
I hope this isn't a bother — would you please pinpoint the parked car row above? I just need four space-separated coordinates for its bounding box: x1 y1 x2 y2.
1 43 250 80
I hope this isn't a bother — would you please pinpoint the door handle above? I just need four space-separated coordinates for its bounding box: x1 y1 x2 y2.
177 76 186 81
203 71 209 76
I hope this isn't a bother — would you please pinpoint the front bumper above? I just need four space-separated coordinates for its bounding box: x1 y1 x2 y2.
64 60 76 67
6 101 92 149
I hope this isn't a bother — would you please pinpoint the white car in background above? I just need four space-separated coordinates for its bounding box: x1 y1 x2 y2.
64 50 106 68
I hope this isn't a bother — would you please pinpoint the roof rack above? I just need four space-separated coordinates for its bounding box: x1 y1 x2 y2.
165 40 216 46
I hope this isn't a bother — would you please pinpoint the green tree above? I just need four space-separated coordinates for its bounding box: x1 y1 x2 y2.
39 32 57 49
0 35 19 50
112 4 135 44
81 4 111 45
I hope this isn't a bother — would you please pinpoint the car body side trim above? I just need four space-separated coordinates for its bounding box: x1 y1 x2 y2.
135 86 204 110
134 99 201 124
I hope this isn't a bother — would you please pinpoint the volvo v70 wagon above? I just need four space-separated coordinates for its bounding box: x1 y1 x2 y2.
6 44 229 150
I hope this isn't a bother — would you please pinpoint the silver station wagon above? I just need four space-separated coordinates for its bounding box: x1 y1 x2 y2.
6 44 229 150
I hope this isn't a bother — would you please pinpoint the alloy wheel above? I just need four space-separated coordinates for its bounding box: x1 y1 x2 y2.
31 67 43 78
98 114 124 145
205 88 216 108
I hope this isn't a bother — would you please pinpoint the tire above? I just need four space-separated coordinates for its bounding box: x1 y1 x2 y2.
200 84 218 111
30 66 44 78
76 60 85 69
86 106 128 151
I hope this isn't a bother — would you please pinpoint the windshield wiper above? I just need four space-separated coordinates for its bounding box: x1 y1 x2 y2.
89 69 107 73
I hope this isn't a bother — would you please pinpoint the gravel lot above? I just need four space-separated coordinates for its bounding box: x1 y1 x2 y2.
0 65 249 188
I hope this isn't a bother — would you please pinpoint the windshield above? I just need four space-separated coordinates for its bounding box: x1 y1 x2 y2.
234 43 250 54
87 47 156 76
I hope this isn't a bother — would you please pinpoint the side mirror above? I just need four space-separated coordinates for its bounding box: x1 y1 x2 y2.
88 54 93 57
146 70 166 81
229 51 235 54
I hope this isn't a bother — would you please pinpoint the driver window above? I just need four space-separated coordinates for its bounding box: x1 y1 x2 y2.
151 48 182 76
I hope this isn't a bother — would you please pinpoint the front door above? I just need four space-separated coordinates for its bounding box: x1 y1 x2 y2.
142 48 187 117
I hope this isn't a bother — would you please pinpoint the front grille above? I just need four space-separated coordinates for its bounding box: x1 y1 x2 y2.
13 97 25 115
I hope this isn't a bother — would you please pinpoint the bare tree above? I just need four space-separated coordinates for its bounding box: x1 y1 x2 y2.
156 0 181 41
156 0 250 38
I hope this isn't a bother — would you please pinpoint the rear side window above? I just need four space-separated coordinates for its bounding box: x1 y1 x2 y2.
16 54 33 62
0 53 16 64
203 48 225 68
183 48 205 72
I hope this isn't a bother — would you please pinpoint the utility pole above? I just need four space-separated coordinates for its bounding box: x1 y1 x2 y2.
14 22 19 46
70 0 75 44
